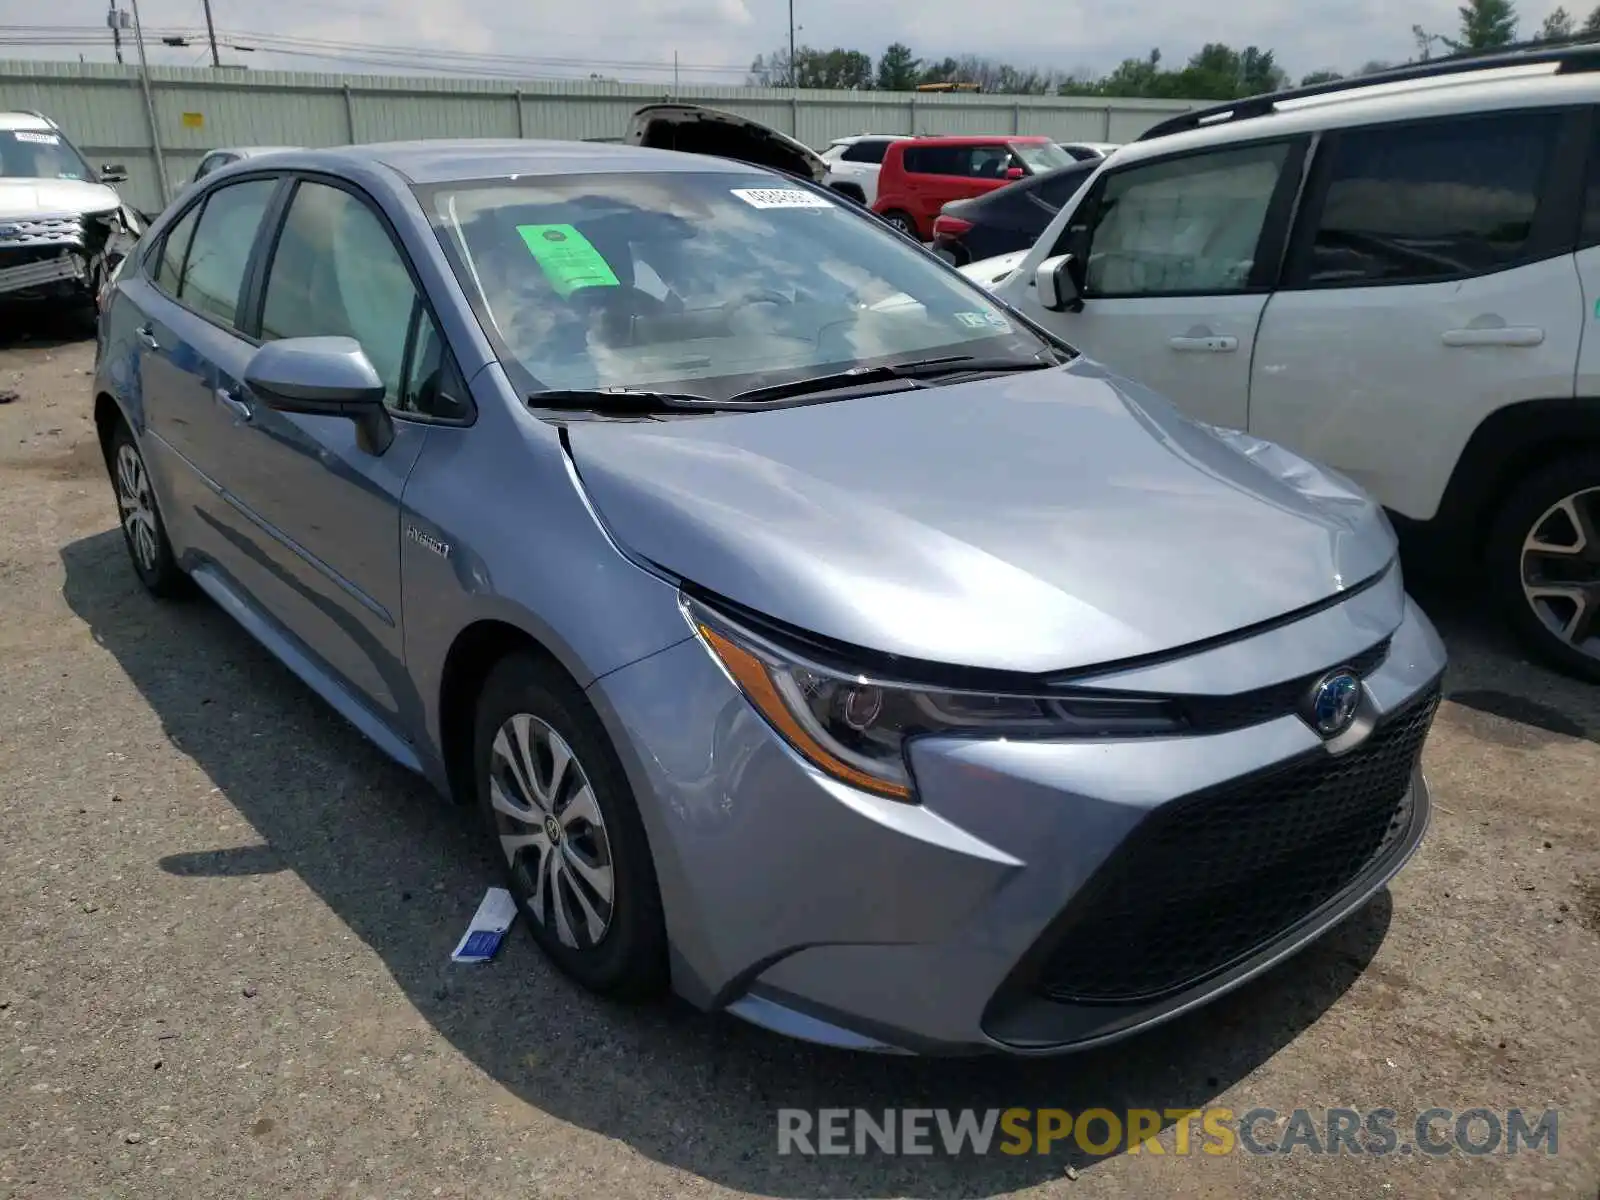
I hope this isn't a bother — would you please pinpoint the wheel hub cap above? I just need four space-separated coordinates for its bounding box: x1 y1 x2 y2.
1520 485 1600 660
488 713 614 949
115 443 159 573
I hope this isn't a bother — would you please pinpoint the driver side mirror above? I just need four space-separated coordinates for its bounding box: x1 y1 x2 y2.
1004 166 1025 181
244 337 395 455
1034 253 1083 313
100 163 129 183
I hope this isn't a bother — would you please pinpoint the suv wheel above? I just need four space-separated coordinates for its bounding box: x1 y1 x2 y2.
1487 453 1600 682
107 421 188 597
472 654 668 999
881 210 918 239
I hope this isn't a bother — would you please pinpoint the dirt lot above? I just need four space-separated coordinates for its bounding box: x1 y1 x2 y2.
0 318 1596 1200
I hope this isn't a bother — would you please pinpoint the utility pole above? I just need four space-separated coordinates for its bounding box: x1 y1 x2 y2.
128 0 169 206
788 0 796 87
201 0 221 67
107 0 125 64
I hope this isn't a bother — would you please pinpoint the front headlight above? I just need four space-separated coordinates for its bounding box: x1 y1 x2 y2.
683 596 1181 802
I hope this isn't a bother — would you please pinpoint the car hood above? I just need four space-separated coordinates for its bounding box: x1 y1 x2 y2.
0 177 121 221
959 249 1028 288
625 103 828 184
564 361 1397 674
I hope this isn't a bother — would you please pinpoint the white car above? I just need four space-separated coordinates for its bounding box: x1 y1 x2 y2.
819 134 908 206
1057 141 1121 161
0 110 142 319
983 46 1600 682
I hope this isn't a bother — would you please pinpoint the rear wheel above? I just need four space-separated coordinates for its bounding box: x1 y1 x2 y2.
107 421 187 597
880 210 918 239
472 654 669 999
1486 452 1600 682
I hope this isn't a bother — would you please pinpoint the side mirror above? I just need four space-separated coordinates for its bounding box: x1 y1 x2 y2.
1004 166 1025 180
244 337 394 455
1034 253 1082 313
100 163 129 183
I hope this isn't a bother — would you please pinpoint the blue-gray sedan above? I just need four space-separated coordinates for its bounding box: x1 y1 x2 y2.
92 140 1446 1055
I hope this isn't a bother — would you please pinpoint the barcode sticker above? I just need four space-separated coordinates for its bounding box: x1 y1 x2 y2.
731 187 833 210
14 131 61 146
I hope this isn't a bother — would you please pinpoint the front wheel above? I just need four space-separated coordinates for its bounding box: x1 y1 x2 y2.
472 654 669 999
1486 453 1600 683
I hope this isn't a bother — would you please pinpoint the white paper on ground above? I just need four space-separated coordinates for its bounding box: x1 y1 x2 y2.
450 887 519 962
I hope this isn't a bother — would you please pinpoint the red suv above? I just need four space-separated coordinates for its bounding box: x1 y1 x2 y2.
871 136 1073 240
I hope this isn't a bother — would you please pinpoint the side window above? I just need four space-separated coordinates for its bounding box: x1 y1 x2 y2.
842 140 889 164
179 178 278 327
1302 112 1561 286
968 146 1012 179
401 308 471 421
1081 141 1290 296
260 180 429 413
904 146 964 176
151 203 200 294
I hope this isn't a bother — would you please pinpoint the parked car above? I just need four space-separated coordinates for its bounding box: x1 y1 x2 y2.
189 146 301 186
931 159 1098 264
0 110 142 320
982 43 1600 682
818 134 906 205
1057 141 1120 161
872 135 1075 240
94 139 1444 1056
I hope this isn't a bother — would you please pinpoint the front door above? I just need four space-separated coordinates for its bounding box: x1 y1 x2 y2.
1004 138 1305 431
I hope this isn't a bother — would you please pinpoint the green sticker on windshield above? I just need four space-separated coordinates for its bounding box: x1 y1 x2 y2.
515 223 620 297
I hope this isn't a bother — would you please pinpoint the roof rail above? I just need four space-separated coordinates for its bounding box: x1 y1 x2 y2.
1137 36 1600 142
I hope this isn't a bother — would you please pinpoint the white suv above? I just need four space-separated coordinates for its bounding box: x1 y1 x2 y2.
981 46 1600 682
819 134 907 205
0 110 141 319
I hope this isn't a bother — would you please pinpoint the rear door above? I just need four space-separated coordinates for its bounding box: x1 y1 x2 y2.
132 175 284 569
1250 109 1584 520
216 175 472 720
1016 137 1306 430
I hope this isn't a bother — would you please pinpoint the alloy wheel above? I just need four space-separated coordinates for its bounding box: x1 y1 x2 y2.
115 443 160 574
1519 485 1600 661
488 713 615 949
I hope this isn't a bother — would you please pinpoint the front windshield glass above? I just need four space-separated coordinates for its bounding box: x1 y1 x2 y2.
421 171 1053 401
0 129 93 181
1009 141 1073 174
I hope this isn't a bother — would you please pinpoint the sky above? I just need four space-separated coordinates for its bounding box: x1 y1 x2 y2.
0 0 1574 86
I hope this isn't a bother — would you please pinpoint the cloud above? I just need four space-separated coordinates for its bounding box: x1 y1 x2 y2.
0 0 1517 81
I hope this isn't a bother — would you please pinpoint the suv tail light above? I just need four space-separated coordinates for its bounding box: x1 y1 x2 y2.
932 214 973 238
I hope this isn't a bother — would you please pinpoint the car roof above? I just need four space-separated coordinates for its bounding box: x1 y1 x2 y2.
0 111 55 132
895 134 1051 147
1112 62 1599 170
829 134 904 144
216 139 770 184
211 145 302 158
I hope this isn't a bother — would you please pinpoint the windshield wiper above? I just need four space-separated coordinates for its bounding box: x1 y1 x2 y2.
726 354 1057 405
527 387 721 413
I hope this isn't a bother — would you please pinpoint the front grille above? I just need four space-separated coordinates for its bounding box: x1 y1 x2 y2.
0 214 86 250
1032 681 1439 1005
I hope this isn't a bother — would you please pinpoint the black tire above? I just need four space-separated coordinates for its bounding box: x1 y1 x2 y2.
106 420 189 598
829 182 866 206
472 654 669 999
1485 451 1600 683
880 209 919 240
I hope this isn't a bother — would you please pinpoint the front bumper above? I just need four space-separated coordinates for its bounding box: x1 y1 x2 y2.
587 574 1446 1056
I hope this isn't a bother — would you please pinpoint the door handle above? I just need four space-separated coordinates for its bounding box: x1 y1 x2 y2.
136 325 159 351
1169 334 1238 352
1441 327 1544 347
215 386 253 422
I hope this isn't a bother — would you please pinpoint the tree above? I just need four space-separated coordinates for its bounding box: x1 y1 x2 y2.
1541 5 1575 36
876 42 919 91
1452 0 1519 49
1583 2 1600 30
1300 69 1344 85
748 45 873 89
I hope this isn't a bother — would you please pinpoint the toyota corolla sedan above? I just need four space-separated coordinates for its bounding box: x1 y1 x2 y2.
93 140 1446 1056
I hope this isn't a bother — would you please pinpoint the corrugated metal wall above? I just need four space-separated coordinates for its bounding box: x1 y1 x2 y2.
0 60 1200 214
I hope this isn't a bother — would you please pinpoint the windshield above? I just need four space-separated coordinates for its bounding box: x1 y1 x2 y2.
820 144 847 163
0 129 93 182
1009 141 1073 174
421 171 1053 402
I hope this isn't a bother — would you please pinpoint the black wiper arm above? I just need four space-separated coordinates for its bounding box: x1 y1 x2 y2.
727 354 1056 405
527 387 720 413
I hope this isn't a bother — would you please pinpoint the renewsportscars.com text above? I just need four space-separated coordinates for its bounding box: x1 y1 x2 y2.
776 1106 1559 1158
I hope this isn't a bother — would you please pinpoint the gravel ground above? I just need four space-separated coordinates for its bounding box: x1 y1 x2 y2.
0 317 1596 1200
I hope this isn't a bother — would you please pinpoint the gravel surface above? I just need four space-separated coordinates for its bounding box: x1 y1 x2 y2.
0 317 1596 1199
